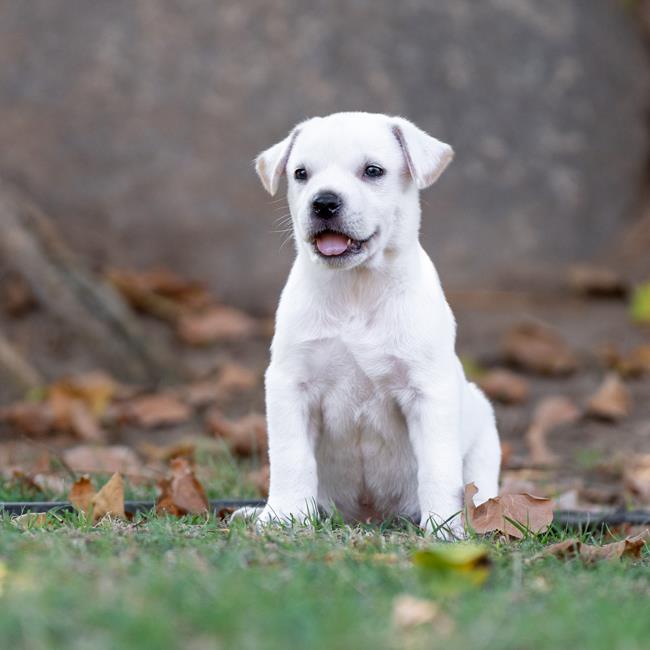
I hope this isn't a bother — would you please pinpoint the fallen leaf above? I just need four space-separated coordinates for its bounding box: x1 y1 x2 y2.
116 393 191 428
107 268 213 322
630 282 650 325
177 305 258 345
206 410 267 456
49 371 118 417
247 465 270 497
12 513 48 530
392 595 453 634
530 531 649 563
63 445 142 475
580 533 648 562
525 396 580 466
567 265 627 298
463 482 554 538
502 322 577 376
623 344 650 376
138 440 196 463
181 363 258 407
477 369 530 405
91 473 125 522
215 362 259 395
69 476 95 514
412 543 491 592
156 457 209 516
586 373 631 421
624 455 650 504
1 272 37 317
0 402 54 436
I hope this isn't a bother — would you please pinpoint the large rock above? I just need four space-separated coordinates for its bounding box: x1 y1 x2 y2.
0 0 647 311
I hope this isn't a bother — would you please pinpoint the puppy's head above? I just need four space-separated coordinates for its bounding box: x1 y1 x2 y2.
256 112 453 270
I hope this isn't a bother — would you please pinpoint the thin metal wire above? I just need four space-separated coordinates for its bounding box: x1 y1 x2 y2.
1 501 649 528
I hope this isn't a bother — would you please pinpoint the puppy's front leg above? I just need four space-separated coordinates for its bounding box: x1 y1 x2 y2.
257 368 319 526
405 386 464 540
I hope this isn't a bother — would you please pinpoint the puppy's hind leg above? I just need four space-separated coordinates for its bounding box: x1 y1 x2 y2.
462 384 500 506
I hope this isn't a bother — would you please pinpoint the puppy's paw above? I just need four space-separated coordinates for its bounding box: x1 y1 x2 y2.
254 502 318 529
229 506 265 524
420 513 466 541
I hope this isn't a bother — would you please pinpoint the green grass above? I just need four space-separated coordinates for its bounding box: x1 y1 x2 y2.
0 471 649 650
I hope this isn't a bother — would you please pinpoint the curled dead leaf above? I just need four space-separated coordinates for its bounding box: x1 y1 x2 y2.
502 322 576 376
177 305 258 346
463 482 554 538
63 445 142 475
525 396 580 466
206 410 267 457
567 265 627 298
91 473 125 522
0 402 54 437
477 369 530 405
115 393 191 428
530 531 649 563
69 476 95 514
107 268 213 321
624 454 650 504
586 373 632 421
180 363 258 408
156 457 209 516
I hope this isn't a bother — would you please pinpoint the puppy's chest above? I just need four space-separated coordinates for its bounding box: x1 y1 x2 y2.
296 333 412 430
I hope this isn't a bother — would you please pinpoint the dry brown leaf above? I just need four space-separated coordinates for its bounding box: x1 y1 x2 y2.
502 322 577 376
116 393 191 428
2 272 37 317
156 458 209 516
247 465 270 497
63 445 142 475
48 371 118 417
215 362 259 395
525 396 580 466
91 472 125 522
624 454 650 503
69 476 95 514
531 531 649 563
0 402 54 436
586 373 632 421
567 265 627 298
177 305 258 346
206 410 267 456
464 482 554 538
107 268 213 321
477 369 530 405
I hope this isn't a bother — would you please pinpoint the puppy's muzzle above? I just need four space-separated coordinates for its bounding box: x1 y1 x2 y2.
311 191 342 220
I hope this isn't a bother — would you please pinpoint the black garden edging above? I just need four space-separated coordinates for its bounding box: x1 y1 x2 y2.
1 500 650 529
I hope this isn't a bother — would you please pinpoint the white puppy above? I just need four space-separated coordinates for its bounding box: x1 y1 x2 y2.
243 112 500 538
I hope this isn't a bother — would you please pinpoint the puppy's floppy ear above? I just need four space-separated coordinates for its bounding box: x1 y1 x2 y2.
255 128 301 196
391 117 454 189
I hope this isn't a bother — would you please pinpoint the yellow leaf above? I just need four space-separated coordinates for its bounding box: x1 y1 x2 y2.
630 283 650 325
413 543 491 588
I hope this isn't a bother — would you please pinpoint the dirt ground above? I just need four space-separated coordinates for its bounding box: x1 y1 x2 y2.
1 276 649 512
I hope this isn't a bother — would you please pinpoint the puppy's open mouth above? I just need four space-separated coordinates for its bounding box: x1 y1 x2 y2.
312 230 375 257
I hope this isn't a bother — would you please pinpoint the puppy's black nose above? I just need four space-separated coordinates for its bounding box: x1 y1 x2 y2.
312 192 342 219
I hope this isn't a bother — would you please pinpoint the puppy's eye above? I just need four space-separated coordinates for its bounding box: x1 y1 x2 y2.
294 168 308 181
364 164 385 179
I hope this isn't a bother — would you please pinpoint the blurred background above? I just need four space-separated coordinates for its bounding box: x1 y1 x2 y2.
0 1 649 507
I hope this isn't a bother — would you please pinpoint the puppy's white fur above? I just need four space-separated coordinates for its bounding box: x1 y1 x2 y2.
241 112 500 537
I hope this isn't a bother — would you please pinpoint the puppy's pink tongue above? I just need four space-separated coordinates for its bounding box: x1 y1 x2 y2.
316 232 349 256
